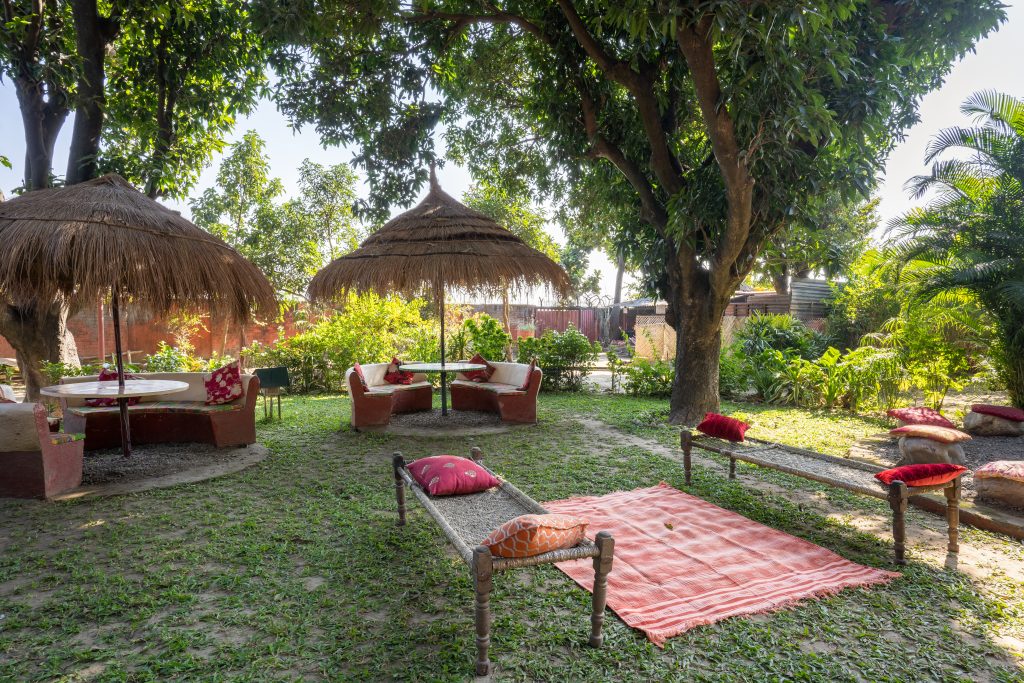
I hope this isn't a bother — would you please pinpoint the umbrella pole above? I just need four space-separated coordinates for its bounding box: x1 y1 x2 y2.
439 285 448 416
111 289 132 458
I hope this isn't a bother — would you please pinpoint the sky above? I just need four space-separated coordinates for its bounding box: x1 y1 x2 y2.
2 3 1023 302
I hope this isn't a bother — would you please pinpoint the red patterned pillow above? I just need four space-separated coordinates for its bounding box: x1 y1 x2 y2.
697 413 750 442
85 368 141 407
875 463 967 487
352 362 368 389
972 404 1024 422
517 360 536 392
482 514 588 558
205 361 243 405
463 354 495 383
886 406 955 428
408 455 501 496
384 357 414 385
889 425 971 444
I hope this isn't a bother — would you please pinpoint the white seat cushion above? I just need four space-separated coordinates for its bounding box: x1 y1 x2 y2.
368 381 432 395
451 379 525 395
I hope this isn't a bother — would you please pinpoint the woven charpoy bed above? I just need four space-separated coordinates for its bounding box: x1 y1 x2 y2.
681 431 963 565
392 448 615 676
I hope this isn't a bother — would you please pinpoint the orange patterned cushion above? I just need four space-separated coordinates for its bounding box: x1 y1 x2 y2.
482 514 588 558
889 424 971 444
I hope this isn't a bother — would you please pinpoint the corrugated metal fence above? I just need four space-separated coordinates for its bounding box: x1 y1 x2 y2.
535 308 599 341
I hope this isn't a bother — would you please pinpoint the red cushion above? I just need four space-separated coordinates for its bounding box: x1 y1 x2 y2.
85 368 141 407
463 354 495 383
518 360 536 392
204 361 243 405
886 406 955 429
696 413 750 442
972 404 1024 422
384 357 414 385
874 463 967 487
408 455 501 496
352 362 368 389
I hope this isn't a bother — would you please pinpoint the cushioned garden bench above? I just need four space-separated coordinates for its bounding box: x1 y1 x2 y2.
346 363 431 429
392 447 614 676
1 402 83 498
450 361 542 424
681 430 963 565
59 372 259 450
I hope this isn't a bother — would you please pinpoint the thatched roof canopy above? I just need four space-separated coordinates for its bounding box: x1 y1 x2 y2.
308 170 571 302
0 174 276 322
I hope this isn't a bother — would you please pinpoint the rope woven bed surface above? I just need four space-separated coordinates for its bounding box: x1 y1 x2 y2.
691 435 886 498
428 486 536 547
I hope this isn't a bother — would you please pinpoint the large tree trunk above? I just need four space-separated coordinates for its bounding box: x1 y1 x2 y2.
66 0 117 184
14 78 68 191
0 303 80 400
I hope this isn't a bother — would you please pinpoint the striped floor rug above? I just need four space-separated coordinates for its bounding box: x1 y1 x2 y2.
545 483 898 646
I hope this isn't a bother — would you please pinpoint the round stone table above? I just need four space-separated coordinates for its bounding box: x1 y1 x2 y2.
399 362 487 416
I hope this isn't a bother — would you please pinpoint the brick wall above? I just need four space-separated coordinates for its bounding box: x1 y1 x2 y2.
0 304 302 364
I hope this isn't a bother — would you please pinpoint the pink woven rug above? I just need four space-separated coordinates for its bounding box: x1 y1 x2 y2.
545 483 899 646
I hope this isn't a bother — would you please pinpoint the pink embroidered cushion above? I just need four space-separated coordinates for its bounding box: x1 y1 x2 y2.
352 362 368 389
407 455 501 496
384 357 414 385
889 425 972 444
975 461 1024 483
886 406 956 429
517 360 536 392
482 514 588 558
697 413 750 442
875 463 967 487
204 361 243 405
971 404 1024 422
462 354 495 383
85 368 141 407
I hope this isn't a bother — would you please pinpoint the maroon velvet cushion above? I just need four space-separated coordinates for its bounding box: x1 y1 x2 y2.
696 413 750 442
85 368 141 407
518 360 536 392
463 354 495 383
874 463 967 487
408 455 501 496
886 406 955 429
352 362 368 389
972 404 1024 422
384 357 414 385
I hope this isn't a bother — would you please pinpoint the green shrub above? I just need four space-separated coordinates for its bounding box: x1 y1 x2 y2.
736 313 829 360
39 361 108 386
622 358 674 397
243 292 440 393
718 343 748 398
143 342 232 373
462 314 511 360
517 325 600 391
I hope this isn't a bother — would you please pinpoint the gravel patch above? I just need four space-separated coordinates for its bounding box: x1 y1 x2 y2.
83 442 255 486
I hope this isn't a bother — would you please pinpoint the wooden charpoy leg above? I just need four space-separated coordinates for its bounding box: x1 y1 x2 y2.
728 456 737 480
472 545 494 677
589 531 615 648
887 481 909 565
392 453 407 526
945 478 961 555
680 431 692 486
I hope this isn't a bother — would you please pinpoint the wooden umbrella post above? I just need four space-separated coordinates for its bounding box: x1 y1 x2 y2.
111 288 132 458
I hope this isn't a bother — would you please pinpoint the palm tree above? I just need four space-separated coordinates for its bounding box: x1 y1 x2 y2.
889 90 1024 407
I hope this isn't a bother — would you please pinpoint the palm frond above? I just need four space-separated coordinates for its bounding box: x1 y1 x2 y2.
961 90 1024 137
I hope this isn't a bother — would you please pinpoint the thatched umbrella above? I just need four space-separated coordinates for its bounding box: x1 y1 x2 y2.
308 166 570 414
0 173 276 454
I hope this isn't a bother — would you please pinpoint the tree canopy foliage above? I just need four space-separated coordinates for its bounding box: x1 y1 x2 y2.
263 0 1004 421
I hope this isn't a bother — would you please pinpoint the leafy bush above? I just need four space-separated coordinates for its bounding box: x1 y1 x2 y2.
39 361 108 386
736 313 828 360
517 325 600 391
143 342 232 373
718 343 748 398
462 314 511 360
243 293 439 393
622 358 674 397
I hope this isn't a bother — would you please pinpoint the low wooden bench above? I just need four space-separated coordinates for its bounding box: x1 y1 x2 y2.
392 447 615 676
681 430 963 565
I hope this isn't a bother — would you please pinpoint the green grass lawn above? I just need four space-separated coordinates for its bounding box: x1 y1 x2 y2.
1 393 1022 681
